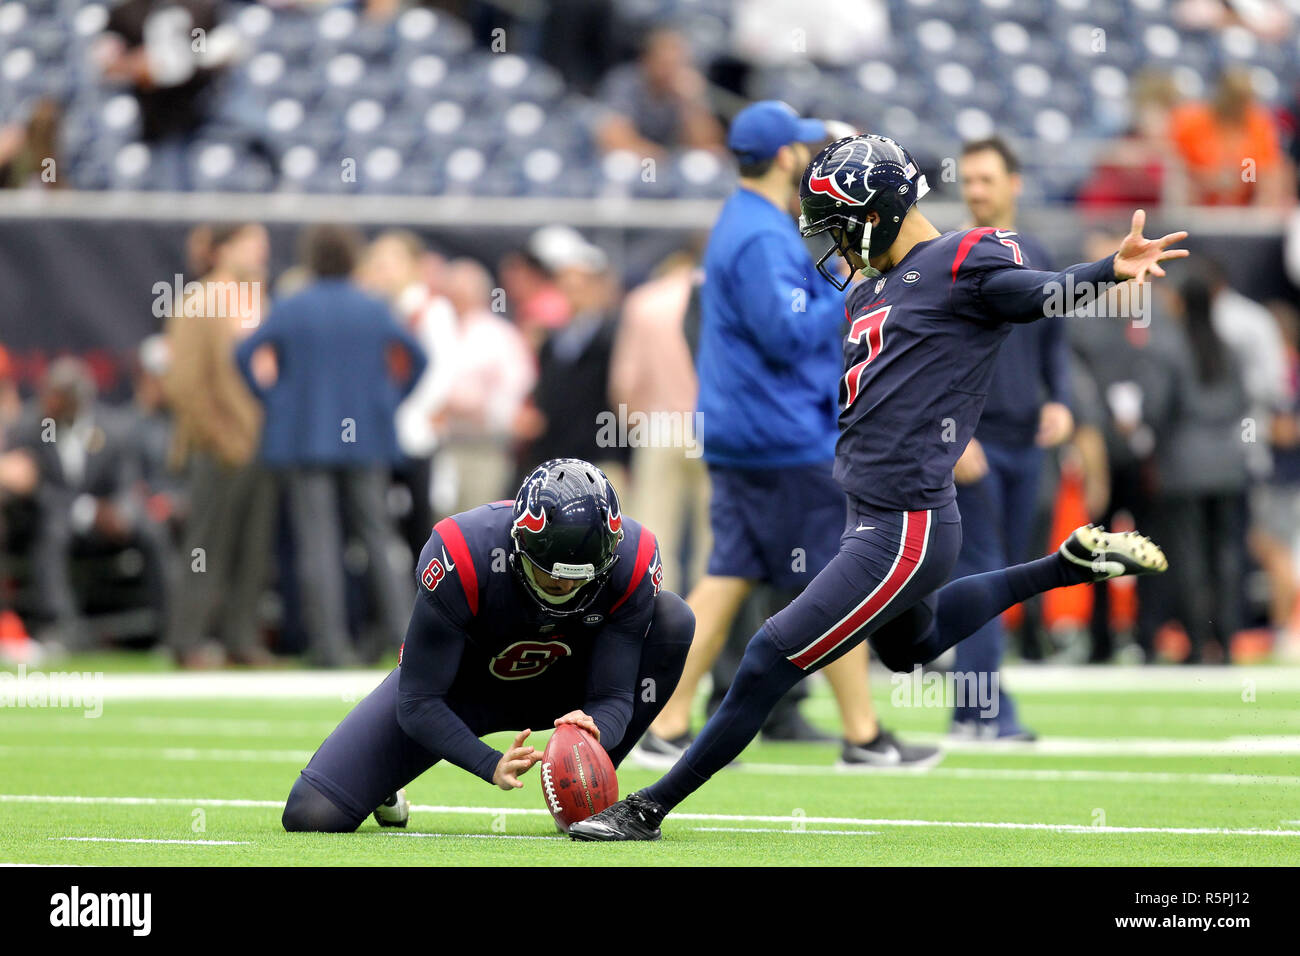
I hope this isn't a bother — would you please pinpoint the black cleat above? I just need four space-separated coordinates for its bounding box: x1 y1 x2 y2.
568 791 665 842
1059 524 1168 582
837 728 943 769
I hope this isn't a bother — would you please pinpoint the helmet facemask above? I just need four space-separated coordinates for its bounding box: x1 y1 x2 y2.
509 522 622 616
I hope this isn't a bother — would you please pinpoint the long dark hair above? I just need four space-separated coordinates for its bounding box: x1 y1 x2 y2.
1179 274 1229 384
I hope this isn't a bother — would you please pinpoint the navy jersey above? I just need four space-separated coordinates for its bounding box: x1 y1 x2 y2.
835 227 1116 511
395 502 663 783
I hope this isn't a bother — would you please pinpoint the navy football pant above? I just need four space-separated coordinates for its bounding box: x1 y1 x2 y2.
641 499 1086 812
283 591 695 832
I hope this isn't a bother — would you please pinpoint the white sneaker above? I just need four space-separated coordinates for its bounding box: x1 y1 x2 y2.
373 789 409 828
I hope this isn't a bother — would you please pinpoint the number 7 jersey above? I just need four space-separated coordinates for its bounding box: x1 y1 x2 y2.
833 226 1045 511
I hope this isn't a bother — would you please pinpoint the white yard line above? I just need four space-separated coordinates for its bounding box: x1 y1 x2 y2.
7 732 1300 765
52 837 250 845
382 832 563 841
3 795 1293 838
884 735 1300 756
731 764 1300 786
3 666 1300 702
693 827 880 835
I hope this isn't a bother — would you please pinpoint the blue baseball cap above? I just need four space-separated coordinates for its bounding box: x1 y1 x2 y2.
727 101 828 163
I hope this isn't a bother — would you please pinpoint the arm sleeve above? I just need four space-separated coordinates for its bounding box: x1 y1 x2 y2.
388 320 429 402
1041 315 1072 407
395 595 502 785
233 319 275 401
737 232 846 363
971 254 1119 325
582 534 660 749
582 626 644 751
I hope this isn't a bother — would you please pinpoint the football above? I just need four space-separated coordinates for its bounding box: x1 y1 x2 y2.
539 723 618 832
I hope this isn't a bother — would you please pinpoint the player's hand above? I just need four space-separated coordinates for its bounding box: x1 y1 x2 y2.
1112 209 1189 284
493 729 543 791
953 438 988 485
554 710 600 742
1036 402 1075 448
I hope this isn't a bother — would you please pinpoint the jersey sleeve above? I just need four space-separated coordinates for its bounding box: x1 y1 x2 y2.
951 229 1118 326
395 521 501 784
412 520 478 627
582 527 663 749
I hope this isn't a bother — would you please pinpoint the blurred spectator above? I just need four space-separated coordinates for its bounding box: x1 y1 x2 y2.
1079 72 1179 210
1169 68 1292 206
499 236 573 347
1174 0 1293 41
0 99 65 190
1070 231 1176 661
608 248 709 595
356 230 457 554
1205 259 1288 477
10 358 173 653
536 0 622 96
1148 273 1250 663
97 0 242 189
235 224 425 667
436 257 536 514
0 346 36 501
596 28 724 158
1250 300 1300 660
522 226 628 486
951 136 1069 736
164 223 275 668
129 334 182 522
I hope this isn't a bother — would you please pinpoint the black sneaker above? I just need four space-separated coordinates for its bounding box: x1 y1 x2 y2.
1059 525 1168 582
761 711 837 744
372 789 409 828
631 730 692 769
837 728 943 769
568 791 666 842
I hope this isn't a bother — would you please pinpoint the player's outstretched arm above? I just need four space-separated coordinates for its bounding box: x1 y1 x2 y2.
1111 208 1190 284
973 210 1188 325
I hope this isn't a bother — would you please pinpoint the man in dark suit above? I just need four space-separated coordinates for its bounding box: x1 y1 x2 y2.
236 225 427 667
11 358 174 652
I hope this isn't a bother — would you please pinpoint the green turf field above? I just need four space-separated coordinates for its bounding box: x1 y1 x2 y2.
1 659 1298 866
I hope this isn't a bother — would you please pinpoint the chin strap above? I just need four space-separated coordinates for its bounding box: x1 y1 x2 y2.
522 561 583 605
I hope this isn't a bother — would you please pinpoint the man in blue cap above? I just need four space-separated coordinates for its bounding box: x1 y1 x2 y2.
638 101 940 769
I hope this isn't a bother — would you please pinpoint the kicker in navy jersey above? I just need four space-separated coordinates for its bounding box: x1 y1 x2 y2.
569 134 1183 841
282 459 694 833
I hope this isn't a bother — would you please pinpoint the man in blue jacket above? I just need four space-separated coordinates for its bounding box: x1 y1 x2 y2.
236 224 427 667
640 102 937 768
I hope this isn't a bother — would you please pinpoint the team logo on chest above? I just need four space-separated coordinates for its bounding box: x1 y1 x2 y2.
489 639 572 680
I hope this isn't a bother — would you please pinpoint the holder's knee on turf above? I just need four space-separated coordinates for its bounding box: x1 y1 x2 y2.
282 775 363 833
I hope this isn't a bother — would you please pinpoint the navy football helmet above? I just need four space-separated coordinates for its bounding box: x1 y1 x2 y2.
798 134 931 290
509 458 624 616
